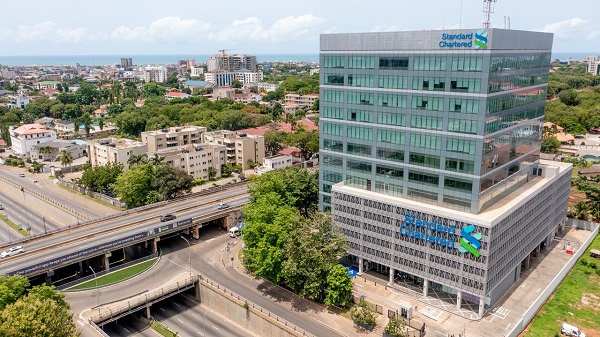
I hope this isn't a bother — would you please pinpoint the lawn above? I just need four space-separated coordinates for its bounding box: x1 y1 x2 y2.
67 258 157 291
151 321 177 337
523 233 600 336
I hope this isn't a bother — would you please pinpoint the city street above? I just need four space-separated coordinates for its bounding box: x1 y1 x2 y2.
0 189 60 243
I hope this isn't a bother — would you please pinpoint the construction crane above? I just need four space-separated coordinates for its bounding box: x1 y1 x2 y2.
482 0 497 29
217 49 239 57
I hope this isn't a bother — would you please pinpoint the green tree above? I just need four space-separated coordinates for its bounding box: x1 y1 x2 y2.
148 154 165 166
151 165 193 200
384 317 406 337
231 80 243 89
0 276 29 311
58 150 73 172
75 83 99 105
113 164 156 208
541 137 561 154
324 264 354 307
79 162 123 193
350 300 377 327
127 154 148 167
98 119 104 130
80 114 92 136
311 98 319 112
208 166 217 180
286 129 319 160
221 164 233 178
141 82 166 98
559 90 580 106
263 131 286 155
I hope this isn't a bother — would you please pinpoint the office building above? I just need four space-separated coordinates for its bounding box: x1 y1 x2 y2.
121 58 133 68
87 138 147 170
319 29 571 317
141 126 207 152
205 130 265 170
148 143 227 180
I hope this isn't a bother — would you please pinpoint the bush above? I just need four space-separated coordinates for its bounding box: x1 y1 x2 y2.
192 178 206 186
384 317 406 337
350 300 376 327
596 269 600 276
581 142 586 146
590 262 598 269
581 259 589 266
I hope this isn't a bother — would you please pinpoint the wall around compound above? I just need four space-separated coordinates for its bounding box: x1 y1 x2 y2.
198 278 309 337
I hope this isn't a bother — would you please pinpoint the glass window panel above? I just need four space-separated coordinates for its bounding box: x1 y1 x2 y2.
324 74 344 86
446 138 477 154
348 74 374 87
409 134 441 150
449 98 479 114
347 126 373 140
323 90 344 103
377 130 405 145
323 56 344 68
377 148 404 162
348 109 372 123
448 119 478 134
410 116 443 130
378 75 408 89
378 94 407 108
348 56 375 69
348 92 374 105
322 107 344 119
379 57 409 69
377 113 405 126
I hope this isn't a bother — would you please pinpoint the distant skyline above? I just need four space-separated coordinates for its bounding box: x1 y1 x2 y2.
1 0 598 55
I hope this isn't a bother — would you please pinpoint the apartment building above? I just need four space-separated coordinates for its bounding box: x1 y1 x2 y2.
205 70 263 87
141 126 207 152
87 138 147 170
140 66 167 83
9 123 57 156
584 56 600 75
207 54 257 72
6 93 30 109
284 93 319 109
30 139 87 161
148 144 227 180
205 130 265 170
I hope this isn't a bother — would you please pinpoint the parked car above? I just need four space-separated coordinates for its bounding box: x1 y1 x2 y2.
18 173 25 178
1 246 24 258
216 202 230 210
562 323 586 337
160 214 176 222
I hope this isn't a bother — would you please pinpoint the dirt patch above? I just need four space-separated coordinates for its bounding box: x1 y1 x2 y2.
569 186 588 207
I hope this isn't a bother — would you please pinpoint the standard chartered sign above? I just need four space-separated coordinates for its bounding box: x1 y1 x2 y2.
438 30 488 49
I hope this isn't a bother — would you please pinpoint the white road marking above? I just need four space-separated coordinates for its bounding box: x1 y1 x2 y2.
160 308 166 312
78 321 84 327
123 327 130 333
435 330 446 336
213 326 220 331
174 302 181 307
193 314 199 318
537 288 541 293
505 323 512 330
197 332 204 336
489 316 495 322
177 319 184 324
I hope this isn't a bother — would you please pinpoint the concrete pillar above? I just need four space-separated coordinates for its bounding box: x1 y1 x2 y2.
78 261 84 274
478 297 485 317
195 280 201 301
422 279 429 297
145 305 151 319
358 257 364 275
192 225 199 240
456 290 462 309
388 267 395 285
45 270 54 286
151 237 160 254
103 252 111 271
524 256 530 270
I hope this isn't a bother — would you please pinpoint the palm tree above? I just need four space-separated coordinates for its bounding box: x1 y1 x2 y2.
58 150 74 173
127 153 148 167
208 167 217 180
38 146 54 160
149 154 164 166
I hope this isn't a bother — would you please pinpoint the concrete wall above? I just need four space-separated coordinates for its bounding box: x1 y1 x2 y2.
198 277 313 337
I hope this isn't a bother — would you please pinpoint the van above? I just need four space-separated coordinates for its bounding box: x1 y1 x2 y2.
562 323 586 337
229 227 240 238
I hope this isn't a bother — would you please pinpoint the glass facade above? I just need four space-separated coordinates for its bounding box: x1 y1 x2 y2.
319 38 549 213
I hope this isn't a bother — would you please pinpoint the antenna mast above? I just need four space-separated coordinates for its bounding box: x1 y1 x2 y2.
483 0 497 29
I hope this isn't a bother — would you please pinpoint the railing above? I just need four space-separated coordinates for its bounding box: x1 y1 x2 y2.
56 177 126 208
57 252 159 290
478 169 528 212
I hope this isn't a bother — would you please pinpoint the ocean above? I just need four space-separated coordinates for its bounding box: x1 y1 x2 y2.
0 54 320 67
0 52 594 67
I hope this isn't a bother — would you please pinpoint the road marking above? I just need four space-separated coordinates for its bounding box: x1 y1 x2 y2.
537 288 541 293
193 314 199 318
160 308 166 312
177 319 184 324
435 330 446 336
77 321 85 327
123 327 130 333
505 323 512 330
213 326 220 331
174 302 181 307
489 316 495 322
197 332 204 336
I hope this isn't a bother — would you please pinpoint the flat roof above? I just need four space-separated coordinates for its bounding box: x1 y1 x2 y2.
333 160 572 228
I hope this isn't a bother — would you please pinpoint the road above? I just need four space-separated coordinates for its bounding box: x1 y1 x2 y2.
0 188 249 275
0 189 60 242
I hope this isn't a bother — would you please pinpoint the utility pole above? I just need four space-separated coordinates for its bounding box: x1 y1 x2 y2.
89 266 100 315
43 217 47 234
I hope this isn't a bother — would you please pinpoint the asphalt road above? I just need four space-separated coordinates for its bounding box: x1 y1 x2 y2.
0 188 249 275
0 189 60 241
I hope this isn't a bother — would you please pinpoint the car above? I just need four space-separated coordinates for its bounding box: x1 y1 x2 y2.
216 202 230 210
160 214 176 222
0 204 3 210
1 246 24 258
18 173 25 178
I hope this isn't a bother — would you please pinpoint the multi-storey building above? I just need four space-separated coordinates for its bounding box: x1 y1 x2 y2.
584 56 600 75
30 139 87 161
120 58 133 68
207 54 257 72
141 126 207 152
140 66 167 83
205 70 263 87
9 124 57 157
6 93 30 109
205 130 265 170
148 144 227 180
87 138 147 170
284 93 319 109
319 29 572 317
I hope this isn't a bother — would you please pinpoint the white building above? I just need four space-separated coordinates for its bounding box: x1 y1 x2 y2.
205 70 263 87
284 93 319 109
245 82 279 92
9 124 57 157
190 66 204 78
87 138 147 170
6 94 30 109
140 66 168 83
30 139 87 162
263 154 293 170
584 56 600 75
149 143 227 180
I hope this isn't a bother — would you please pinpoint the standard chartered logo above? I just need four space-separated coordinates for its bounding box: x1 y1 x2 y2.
458 225 482 257
474 29 488 49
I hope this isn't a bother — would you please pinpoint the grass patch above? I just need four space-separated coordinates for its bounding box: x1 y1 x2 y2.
0 216 30 236
56 183 123 211
151 321 177 337
67 258 157 291
525 233 600 336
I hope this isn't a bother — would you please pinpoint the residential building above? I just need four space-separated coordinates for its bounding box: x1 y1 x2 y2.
213 87 235 100
244 82 279 92
284 93 319 109
263 154 293 170
37 80 60 90
30 139 87 161
584 56 600 75
141 126 207 152
149 143 227 180
190 66 204 78
54 120 75 135
205 70 263 87
140 66 167 83
232 93 261 104
207 54 257 72
121 58 133 68
320 29 571 316
205 130 265 170
87 138 147 170
9 123 57 156
6 93 30 109
164 92 191 100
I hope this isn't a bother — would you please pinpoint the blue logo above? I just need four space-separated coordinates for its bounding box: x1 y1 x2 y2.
458 225 482 257
474 29 488 49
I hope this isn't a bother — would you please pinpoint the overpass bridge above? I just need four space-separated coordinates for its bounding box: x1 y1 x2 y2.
0 183 249 284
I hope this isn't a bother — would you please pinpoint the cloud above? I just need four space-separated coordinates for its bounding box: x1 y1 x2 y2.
110 16 212 42
15 22 57 42
539 17 589 38
12 21 88 44
588 30 600 40
56 27 88 43
211 14 325 42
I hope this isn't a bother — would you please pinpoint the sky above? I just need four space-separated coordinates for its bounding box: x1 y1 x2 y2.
0 0 598 56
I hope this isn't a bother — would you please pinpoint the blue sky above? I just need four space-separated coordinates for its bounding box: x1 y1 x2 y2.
0 0 598 55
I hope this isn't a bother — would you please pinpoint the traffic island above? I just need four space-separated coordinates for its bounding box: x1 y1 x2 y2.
0 216 30 236
151 320 178 337
65 257 159 291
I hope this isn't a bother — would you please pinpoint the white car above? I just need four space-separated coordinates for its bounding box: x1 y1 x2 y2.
1 246 24 258
216 202 230 210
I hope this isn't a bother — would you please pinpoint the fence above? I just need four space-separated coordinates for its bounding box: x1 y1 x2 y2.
57 252 159 290
56 177 126 208
506 219 599 337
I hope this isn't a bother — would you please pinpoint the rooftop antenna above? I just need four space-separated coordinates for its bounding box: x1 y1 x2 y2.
459 0 463 29
507 16 511 29
483 0 497 29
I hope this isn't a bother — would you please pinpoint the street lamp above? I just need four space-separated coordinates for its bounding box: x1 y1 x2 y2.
180 235 192 280
42 217 47 234
89 266 100 315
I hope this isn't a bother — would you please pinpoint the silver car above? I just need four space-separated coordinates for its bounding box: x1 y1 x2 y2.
1 246 24 258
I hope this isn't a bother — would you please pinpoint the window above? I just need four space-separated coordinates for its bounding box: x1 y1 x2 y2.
450 78 481 93
377 148 404 162
409 153 440 168
323 90 344 103
379 75 408 89
347 126 373 140
378 130 405 145
377 113 405 126
323 139 343 152
322 123 343 136
446 138 476 154
412 77 446 91
413 56 446 71
376 165 403 178
378 94 407 108
323 171 342 183
348 56 375 69
410 134 441 150
410 116 443 130
408 171 439 186
348 110 372 123
322 107 344 119
379 57 409 69
348 92 374 105
324 74 344 85
452 56 483 71
412 96 443 111
448 119 478 134
444 177 473 192
347 143 372 156
324 56 344 68
347 160 371 173
375 181 402 197
445 158 475 174
348 74 374 87
449 98 479 114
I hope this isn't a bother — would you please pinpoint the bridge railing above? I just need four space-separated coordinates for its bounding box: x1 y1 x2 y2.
0 180 248 250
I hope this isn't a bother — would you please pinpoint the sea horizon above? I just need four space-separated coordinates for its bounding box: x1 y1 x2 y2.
0 52 595 67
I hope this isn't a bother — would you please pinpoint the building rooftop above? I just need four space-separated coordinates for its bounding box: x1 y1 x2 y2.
237 120 318 137
334 160 572 227
142 125 206 136
31 139 81 149
93 138 145 148
12 124 53 135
